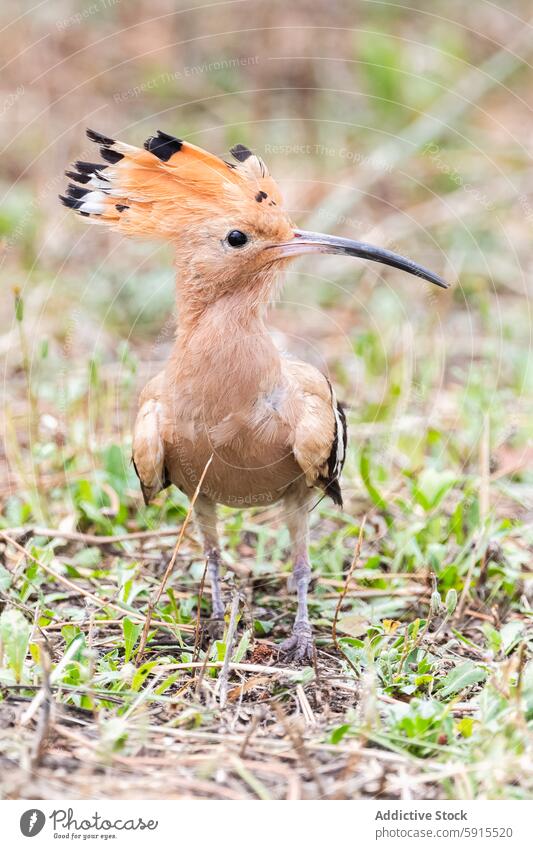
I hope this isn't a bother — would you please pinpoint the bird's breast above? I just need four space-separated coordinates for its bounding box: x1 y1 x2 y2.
161 329 306 504
162 385 302 506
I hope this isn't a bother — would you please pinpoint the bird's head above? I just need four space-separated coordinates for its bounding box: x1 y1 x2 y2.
61 130 447 311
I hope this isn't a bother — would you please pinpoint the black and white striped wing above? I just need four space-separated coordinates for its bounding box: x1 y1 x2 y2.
320 384 347 507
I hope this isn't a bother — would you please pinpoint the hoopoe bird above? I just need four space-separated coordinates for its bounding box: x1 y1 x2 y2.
61 129 447 661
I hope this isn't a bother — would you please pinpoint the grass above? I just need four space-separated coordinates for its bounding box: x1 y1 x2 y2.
1 281 531 799
0 0 532 800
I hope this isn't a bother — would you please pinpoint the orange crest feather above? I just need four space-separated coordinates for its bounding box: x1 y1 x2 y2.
60 129 284 241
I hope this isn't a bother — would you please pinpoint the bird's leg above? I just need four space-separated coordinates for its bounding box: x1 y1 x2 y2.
281 551 313 661
280 489 314 663
207 551 225 621
193 496 225 632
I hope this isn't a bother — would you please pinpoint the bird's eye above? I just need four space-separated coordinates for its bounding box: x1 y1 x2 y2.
226 229 248 248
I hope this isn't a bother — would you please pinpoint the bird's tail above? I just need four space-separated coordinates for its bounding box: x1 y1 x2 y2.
60 128 247 240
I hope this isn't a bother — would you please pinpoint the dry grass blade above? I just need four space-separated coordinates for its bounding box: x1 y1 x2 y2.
1 525 196 546
296 683 317 727
238 709 262 756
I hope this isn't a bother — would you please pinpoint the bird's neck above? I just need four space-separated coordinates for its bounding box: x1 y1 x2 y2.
168 289 282 419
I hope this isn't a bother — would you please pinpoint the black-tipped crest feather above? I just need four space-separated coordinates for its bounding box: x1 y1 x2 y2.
144 130 183 162
100 147 123 164
86 128 115 146
230 143 253 162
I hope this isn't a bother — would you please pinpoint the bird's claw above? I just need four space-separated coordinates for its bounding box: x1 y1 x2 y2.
279 623 314 663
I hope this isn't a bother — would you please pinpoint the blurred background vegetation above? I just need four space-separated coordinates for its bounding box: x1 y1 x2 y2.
0 0 532 800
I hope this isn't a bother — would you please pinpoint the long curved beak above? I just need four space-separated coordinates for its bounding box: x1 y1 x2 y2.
272 229 448 289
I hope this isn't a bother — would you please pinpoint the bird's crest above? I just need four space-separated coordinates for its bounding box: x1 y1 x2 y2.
60 129 283 240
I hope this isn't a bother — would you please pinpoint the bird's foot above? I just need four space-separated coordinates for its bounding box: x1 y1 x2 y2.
279 622 314 663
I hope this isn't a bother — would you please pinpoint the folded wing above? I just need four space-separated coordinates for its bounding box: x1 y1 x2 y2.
132 376 168 505
286 361 347 507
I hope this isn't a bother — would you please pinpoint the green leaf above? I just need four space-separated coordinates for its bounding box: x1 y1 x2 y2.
155 671 182 695
439 661 486 698
330 724 351 744
457 716 474 738
14 293 23 322
131 661 157 692
0 608 31 682
411 468 456 511
233 629 251 663
500 620 525 656
445 588 458 616
122 618 142 663
61 624 81 647
482 624 502 654
29 642 41 665
359 447 388 513
451 628 479 649
415 674 434 687
254 620 273 636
